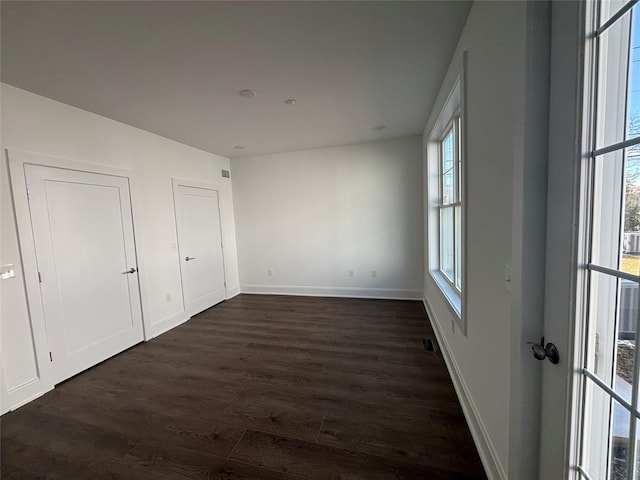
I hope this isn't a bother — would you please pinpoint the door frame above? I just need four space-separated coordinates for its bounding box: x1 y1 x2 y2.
5 149 152 407
171 177 228 316
538 1 587 478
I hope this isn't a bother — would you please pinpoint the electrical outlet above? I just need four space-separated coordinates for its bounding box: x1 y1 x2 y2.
371 269 377 278
348 269 354 277
267 268 273 276
0 264 15 280
165 293 172 303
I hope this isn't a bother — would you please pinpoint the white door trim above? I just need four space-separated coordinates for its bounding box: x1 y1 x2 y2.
172 177 228 316
538 1 587 478
4 149 151 410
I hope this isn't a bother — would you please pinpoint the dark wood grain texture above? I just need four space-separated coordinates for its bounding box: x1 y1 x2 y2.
1 294 487 479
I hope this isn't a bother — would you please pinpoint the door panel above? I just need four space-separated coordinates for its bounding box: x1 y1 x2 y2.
25 164 143 385
174 184 226 316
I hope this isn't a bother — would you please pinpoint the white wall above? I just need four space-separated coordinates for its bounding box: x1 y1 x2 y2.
0 84 240 412
422 2 548 479
232 137 423 299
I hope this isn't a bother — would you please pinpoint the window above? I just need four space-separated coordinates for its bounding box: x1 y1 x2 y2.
438 119 462 290
426 54 466 331
575 2 640 479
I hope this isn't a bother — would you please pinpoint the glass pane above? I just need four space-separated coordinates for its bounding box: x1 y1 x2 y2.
587 272 637 403
456 118 462 202
581 379 632 479
440 206 454 282
442 129 456 204
455 204 462 290
443 129 454 171
592 150 625 272
600 0 635 31
596 5 635 149
611 399 633 480
578 469 596 480
442 170 454 205
628 8 640 138
625 148 640 275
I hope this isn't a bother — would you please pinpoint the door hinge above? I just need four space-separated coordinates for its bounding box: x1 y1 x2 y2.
38 272 42 283
221 242 224 249
26 185 31 199
49 352 53 362
224 281 227 287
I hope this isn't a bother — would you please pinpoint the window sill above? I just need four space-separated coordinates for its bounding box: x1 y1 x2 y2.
430 271 462 321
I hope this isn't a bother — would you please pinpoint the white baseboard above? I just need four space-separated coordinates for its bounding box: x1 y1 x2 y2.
1 379 52 414
226 286 241 299
423 298 507 480
240 284 422 300
8 389 48 412
149 310 190 338
1 373 53 414
148 287 241 339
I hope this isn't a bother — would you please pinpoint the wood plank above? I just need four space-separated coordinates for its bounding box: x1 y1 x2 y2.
230 430 485 480
0 294 486 479
317 414 484 474
122 440 307 479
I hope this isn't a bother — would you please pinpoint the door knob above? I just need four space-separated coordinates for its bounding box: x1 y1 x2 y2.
528 337 559 364
185 256 196 261
123 267 137 274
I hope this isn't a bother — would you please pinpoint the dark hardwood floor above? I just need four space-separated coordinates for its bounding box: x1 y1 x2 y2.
1 294 487 479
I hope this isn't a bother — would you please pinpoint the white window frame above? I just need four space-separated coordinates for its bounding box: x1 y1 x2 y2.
426 52 467 333
438 119 462 289
573 1 640 479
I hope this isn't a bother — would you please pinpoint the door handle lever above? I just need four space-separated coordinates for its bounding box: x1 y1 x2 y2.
527 336 560 364
123 267 137 274
185 256 196 261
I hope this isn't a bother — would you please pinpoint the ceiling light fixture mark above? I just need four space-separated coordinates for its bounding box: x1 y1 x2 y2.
238 89 256 98
233 145 246 150
372 125 386 131
284 99 297 105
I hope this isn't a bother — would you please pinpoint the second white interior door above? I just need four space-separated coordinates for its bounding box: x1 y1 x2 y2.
174 183 226 316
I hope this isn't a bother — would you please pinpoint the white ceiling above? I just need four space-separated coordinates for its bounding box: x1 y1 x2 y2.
1 1 471 158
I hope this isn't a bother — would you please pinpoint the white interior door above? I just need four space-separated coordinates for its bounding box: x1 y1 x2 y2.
174 183 226 317
25 164 144 385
